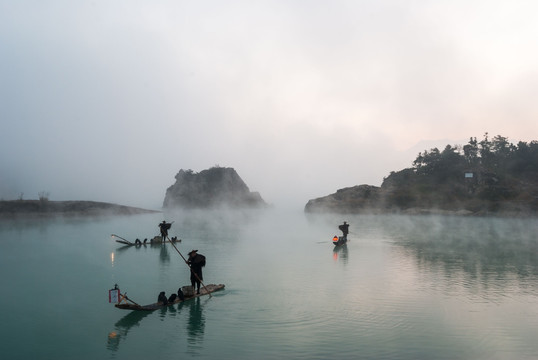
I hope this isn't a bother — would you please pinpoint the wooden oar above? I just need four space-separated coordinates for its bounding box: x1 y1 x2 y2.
119 292 141 307
111 234 131 243
167 236 212 298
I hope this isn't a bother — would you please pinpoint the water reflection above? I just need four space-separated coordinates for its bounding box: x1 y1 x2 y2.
159 302 179 318
386 215 538 291
159 243 170 263
333 244 349 264
114 244 134 254
163 208 259 245
107 297 209 354
107 311 153 352
186 298 206 353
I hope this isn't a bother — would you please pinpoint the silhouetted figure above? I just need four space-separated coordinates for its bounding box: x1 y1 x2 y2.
158 221 172 242
338 221 349 240
187 250 206 295
177 287 185 301
158 291 168 305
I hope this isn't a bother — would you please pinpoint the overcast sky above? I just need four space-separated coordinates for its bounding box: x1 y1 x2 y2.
1 0 537 209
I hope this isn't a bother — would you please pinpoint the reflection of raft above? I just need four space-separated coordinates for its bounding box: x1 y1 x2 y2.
114 284 225 311
333 236 348 246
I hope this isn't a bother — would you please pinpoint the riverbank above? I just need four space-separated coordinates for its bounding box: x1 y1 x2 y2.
0 200 159 217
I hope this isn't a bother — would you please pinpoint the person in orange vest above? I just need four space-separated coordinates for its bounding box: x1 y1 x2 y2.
333 235 339 243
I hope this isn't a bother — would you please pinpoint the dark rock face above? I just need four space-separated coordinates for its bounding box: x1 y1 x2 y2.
304 185 384 213
163 167 266 209
305 181 538 216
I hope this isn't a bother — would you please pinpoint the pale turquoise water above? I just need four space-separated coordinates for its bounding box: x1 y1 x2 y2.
0 210 537 359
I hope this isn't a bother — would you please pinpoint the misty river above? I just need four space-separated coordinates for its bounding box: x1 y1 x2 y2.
0 209 537 359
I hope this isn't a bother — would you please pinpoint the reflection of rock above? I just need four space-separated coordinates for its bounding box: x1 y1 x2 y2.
163 167 267 209
387 216 538 284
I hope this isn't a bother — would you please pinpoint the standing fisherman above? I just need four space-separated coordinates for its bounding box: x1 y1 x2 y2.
338 221 349 240
187 250 206 295
158 220 172 242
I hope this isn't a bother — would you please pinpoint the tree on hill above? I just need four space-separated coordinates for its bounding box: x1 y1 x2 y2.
381 133 538 212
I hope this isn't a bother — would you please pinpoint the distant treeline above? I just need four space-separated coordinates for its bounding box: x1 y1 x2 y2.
381 133 538 212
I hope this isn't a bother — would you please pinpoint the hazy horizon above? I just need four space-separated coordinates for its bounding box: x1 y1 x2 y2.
2 1 537 210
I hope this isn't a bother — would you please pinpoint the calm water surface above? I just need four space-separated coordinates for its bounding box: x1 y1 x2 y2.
0 210 537 359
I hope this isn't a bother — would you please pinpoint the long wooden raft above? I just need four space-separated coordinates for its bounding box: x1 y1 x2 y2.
115 284 225 311
113 235 181 247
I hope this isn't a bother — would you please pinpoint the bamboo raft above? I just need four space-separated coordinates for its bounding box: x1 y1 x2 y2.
114 284 225 311
112 234 181 246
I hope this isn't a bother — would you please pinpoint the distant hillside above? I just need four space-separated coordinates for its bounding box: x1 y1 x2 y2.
163 166 267 209
0 200 159 217
305 134 538 216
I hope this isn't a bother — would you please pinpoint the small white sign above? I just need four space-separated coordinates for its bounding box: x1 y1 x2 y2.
109 289 120 303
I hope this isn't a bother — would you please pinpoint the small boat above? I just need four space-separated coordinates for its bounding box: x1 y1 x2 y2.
114 284 225 311
332 236 348 246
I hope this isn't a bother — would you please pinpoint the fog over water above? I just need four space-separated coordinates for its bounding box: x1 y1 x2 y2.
0 210 537 359
2 1 538 209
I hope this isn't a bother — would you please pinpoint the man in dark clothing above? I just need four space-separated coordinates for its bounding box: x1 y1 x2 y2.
187 250 206 295
158 221 171 242
338 221 349 240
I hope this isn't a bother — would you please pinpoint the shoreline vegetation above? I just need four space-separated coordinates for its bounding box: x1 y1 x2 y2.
5 134 538 218
0 200 159 217
305 134 538 217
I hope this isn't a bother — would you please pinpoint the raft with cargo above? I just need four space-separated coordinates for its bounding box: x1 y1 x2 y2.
110 284 225 311
112 234 181 246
